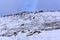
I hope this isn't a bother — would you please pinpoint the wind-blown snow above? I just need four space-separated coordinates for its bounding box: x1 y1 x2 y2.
0 12 60 40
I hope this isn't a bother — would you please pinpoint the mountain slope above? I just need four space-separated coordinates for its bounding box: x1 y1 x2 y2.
0 12 60 40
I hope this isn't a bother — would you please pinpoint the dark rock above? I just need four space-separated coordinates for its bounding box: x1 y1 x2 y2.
33 17 35 19
39 10 44 12
21 24 24 26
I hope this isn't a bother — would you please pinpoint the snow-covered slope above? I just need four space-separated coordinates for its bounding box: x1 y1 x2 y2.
16 29 60 40
0 12 60 40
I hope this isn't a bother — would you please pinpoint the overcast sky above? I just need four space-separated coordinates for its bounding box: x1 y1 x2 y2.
0 0 60 16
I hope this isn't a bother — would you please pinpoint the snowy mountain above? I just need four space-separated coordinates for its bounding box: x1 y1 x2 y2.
0 11 60 40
